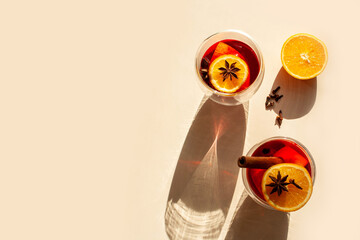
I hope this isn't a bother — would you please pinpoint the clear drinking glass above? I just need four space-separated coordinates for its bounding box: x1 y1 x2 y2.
242 136 316 210
195 30 265 106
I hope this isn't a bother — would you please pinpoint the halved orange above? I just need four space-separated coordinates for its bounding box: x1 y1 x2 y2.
261 163 313 212
281 33 328 80
209 54 249 93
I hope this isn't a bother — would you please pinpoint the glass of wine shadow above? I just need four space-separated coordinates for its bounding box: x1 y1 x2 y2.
165 98 248 240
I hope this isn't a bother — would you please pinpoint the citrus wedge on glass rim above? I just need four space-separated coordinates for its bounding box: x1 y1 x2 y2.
261 163 313 212
281 33 328 80
209 54 249 93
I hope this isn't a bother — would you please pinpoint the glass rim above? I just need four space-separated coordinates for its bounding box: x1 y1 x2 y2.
242 136 316 209
195 29 265 97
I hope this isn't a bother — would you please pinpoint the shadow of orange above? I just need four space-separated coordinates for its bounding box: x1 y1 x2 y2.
269 67 317 119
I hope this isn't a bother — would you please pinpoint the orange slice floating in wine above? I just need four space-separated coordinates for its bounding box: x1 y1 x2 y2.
209 54 249 93
262 163 313 212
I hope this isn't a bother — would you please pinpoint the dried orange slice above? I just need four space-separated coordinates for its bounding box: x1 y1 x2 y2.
261 163 313 212
209 54 249 93
281 33 328 80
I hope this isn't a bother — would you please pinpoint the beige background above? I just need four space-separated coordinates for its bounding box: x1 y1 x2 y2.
1 0 359 239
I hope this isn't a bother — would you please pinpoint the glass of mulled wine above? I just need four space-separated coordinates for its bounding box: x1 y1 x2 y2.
195 30 265 105
242 136 316 210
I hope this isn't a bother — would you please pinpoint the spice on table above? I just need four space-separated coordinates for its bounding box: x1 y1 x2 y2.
265 86 283 109
269 93 279 99
275 95 283 102
272 86 281 95
266 86 285 127
276 110 283 128
265 96 274 109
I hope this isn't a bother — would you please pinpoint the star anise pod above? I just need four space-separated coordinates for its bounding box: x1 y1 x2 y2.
266 171 290 196
218 60 240 82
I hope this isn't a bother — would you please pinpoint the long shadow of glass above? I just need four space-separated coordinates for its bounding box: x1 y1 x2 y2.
225 191 290 240
165 97 248 240
270 67 317 119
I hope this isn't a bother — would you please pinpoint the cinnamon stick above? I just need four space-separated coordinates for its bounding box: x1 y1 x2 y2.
237 156 283 169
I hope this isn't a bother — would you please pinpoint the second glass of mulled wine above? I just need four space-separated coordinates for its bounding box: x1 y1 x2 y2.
242 137 316 210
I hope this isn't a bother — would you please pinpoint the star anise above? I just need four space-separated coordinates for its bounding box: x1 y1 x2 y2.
266 171 303 196
218 60 240 82
266 171 290 196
